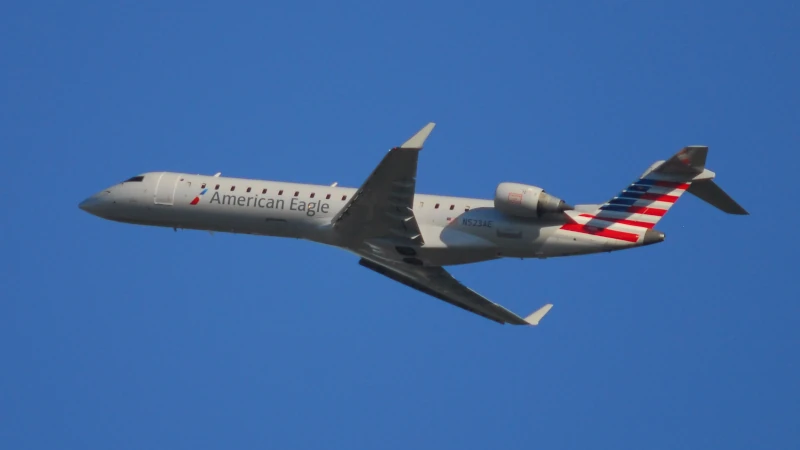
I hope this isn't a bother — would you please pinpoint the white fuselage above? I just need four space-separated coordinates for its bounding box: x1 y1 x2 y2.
80 172 649 266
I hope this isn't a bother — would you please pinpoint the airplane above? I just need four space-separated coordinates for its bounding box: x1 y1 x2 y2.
79 123 747 326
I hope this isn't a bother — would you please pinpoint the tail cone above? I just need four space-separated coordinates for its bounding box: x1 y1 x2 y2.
642 229 665 246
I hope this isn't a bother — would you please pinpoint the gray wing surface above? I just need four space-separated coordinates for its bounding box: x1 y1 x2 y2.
331 123 436 245
358 258 552 326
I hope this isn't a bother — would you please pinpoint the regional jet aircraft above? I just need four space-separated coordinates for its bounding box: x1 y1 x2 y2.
79 123 747 325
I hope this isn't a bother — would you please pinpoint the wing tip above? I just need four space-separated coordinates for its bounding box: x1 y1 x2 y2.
400 122 436 149
523 303 553 326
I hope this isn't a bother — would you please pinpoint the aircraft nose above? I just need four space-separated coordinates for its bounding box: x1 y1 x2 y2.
78 197 98 212
79 191 112 216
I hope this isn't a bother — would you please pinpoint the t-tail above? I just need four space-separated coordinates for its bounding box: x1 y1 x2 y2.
566 146 748 245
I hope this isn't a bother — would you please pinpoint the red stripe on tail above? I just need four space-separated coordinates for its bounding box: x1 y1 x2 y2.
560 223 640 243
654 180 690 190
627 206 667 216
640 193 679 203
579 214 655 229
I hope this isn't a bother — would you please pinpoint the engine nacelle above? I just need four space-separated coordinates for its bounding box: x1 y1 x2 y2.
494 182 572 218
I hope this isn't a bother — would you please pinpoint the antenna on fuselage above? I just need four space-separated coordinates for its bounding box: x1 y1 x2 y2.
330 182 338 187
213 172 221 177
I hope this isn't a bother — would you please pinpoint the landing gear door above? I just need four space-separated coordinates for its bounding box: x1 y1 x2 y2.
154 172 181 205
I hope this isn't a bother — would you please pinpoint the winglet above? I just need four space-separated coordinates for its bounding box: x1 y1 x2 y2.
400 122 436 149
524 304 553 326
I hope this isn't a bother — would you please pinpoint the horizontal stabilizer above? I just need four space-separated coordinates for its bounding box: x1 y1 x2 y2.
524 304 553 326
688 180 749 215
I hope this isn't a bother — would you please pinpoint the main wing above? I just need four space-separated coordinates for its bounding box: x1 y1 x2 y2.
331 123 436 245
359 258 553 326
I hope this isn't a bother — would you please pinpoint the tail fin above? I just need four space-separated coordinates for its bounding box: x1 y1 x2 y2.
590 146 747 228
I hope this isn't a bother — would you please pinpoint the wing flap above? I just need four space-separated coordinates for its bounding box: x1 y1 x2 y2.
332 123 436 245
359 258 551 326
359 258 504 323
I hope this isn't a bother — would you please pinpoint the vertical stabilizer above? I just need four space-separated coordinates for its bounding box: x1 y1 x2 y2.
582 146 747 230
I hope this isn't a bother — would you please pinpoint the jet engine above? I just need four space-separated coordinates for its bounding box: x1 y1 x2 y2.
494 182 573 218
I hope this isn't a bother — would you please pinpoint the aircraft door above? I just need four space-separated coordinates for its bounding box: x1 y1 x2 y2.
154 172 181 205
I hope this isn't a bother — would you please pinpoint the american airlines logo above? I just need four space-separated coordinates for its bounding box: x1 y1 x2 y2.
190 188 208 205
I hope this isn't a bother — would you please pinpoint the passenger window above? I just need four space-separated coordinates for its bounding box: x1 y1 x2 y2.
294 191 299 197
215 184 220 190
278 190 283 195
450 205 455 210
201 183 206 189
435 203 440 209
326 194 331 200
262 188 267 194
310 193 315 198
246 187 252 193
230 186 235 191
342 195 347 201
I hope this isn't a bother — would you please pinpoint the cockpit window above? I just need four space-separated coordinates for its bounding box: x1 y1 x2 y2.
125 176 144 182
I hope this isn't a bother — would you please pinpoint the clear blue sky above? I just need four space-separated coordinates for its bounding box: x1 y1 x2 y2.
2 2 799 449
